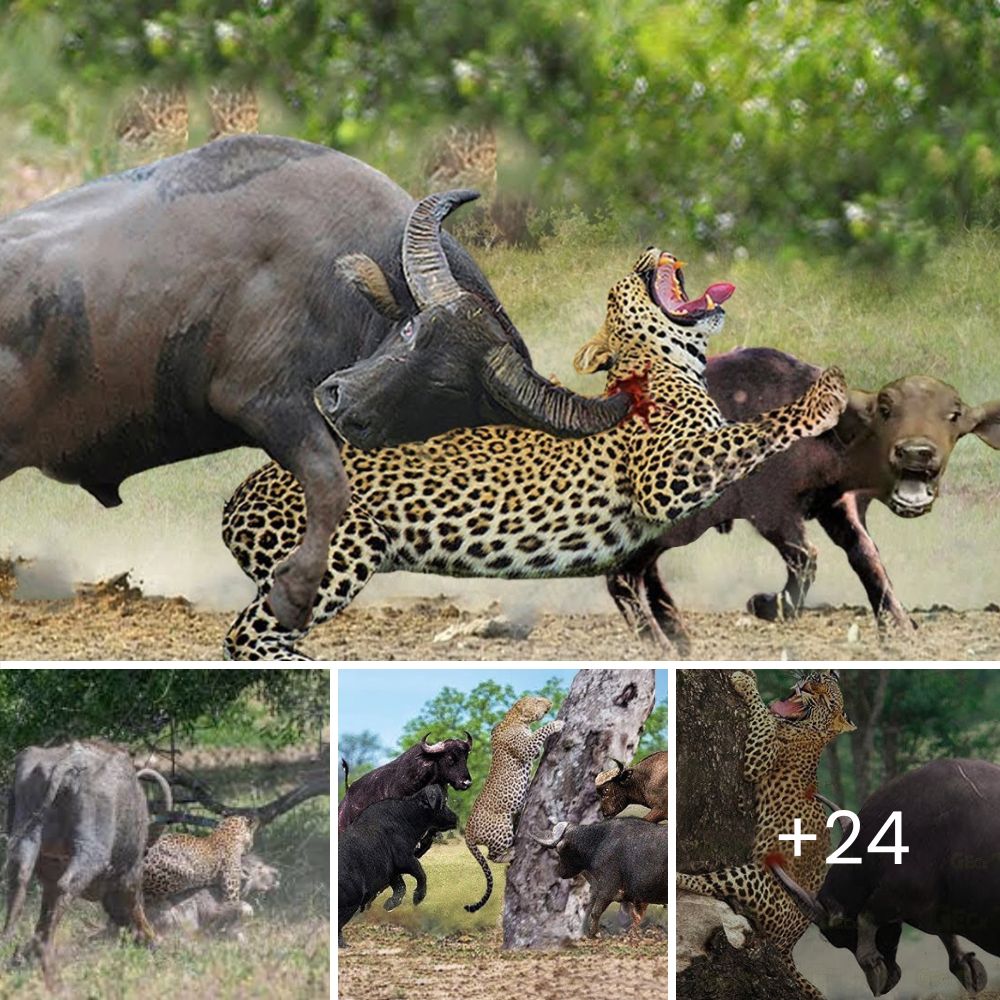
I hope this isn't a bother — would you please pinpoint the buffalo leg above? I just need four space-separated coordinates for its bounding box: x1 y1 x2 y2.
940 933 988 993
224 508 394 660
396 858 428 905
854 911 891 997
606 545 685 654
642 560 692 656
815 493 914 630
584 886 616 937
383 874 407 911
227 405 350 632
2 831 41 940
746 517 817 621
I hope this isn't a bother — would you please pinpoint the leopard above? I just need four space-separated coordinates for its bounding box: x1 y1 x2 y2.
677 670 856 997
115 86 189 161
206 86 260 140
463 695 564 912
220 247 848 660
142 815 257 904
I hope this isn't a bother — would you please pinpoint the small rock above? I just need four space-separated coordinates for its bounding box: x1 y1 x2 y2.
846 623 861 644
985 603 1000 613
433 615 533 643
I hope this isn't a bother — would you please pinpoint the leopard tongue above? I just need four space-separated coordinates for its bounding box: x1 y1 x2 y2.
770 696 804 718
672 281 736 315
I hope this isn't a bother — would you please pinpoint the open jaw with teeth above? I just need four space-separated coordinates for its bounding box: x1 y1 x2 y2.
888 472 938 518
768 674 833 722
647 252 735 321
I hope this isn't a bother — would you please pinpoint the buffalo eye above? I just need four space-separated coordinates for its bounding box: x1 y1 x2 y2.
400 320 416 343
948 409 961 423
877 399 892 419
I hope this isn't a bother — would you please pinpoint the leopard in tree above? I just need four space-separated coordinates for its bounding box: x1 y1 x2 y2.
463 695 564 912
220 247 848 659
143 815 257 904
677 670 856 998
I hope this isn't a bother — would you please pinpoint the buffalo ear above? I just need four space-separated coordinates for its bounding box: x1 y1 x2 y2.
835 388 875 444
336 253 406 321
967 399 1000 449
573 323 616 374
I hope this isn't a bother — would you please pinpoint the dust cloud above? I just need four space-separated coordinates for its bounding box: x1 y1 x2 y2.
0 451 997 615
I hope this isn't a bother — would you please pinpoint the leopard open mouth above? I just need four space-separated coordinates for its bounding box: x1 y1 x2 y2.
887 471 938 518
646 252 735 325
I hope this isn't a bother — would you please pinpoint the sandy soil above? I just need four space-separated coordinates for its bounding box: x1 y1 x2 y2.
1 573 999 660
338 923 666 1000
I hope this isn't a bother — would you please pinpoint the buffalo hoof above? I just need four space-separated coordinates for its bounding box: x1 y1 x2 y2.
747 592 798 622
861 954 890 996
266 564 314 632
950 951 987 993
383 894 404 912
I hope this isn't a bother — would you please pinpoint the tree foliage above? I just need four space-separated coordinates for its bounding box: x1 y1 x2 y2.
0 668 329 768
7 0 1000 264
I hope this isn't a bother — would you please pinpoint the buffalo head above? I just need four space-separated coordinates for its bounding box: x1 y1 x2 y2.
314 190 630 449
420 731 473 791
840 376 1000 518
595 758 632 818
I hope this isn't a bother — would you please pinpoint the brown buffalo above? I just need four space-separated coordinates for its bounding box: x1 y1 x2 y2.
603 347 1000 652
595 751 668 823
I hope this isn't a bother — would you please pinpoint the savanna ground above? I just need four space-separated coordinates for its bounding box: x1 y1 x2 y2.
1 47 999 661
0 749 330 1000
339 842 666 1000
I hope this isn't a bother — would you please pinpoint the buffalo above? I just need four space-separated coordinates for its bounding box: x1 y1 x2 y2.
338 784 457 947
2 741 163 976
595 751 668 823
0 135 629 631
601 347 1000 651
770 758 1000 996
337 732 473 850
532 817 668 937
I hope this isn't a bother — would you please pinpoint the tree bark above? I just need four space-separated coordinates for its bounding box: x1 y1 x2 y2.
677 670 754 873
677 669 807 1000
501 668 656 950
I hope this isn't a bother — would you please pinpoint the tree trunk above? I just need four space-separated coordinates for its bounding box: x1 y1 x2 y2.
501 668 656 950
677 670 754 873
677 669 807 1000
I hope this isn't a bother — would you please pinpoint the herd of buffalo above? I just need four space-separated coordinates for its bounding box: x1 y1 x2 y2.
1 132 998 658
336 720 667 947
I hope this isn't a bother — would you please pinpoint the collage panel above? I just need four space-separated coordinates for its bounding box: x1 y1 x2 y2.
676 667 1000 1000
0 667 330 999
336 666 667 1000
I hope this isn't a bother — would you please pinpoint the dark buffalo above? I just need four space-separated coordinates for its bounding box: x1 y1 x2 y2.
595 751 668 823
2 741 162 978
338 784 457 947
770 758 1000 997
0 136 628 632
337 732 473 849
598 347 1000 651
532 817 668 937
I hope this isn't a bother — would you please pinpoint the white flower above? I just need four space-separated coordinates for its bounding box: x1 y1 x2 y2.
852 78 868 98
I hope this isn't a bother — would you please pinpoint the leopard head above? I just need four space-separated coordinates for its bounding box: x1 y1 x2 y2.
769 671 856 739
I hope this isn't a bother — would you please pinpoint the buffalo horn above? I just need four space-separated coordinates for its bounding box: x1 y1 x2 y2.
814 792 853 841
402 189 479 310
529 821 569 848
463 730 474 748
768 861 828 926
483 343 632 438
420 733 448 755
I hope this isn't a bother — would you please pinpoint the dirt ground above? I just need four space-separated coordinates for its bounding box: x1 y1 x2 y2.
338 923 665 1000
1 572 999 659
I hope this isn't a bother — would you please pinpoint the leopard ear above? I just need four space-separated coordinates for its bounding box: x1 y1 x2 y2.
573 323 616 374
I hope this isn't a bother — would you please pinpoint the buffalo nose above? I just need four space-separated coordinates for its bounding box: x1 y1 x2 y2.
892 439 936 466
313 378 341 417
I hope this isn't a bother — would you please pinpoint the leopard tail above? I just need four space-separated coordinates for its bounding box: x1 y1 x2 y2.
464 840 493 912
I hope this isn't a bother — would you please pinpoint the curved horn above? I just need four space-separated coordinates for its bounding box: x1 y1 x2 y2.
136 768 173 814
420 733 448 755
768 861 828 926
463 730 474 748
814 792 853 842
483 343 632 438
528 821 569 849
402 189 480 310
612 758 626 773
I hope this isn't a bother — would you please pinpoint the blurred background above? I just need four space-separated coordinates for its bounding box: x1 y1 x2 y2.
0 1 997 623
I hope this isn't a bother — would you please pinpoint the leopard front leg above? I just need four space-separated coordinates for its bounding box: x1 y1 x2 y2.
634 367 848 524
677 863 764 912
526 719 565 758
729 671 778 783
